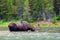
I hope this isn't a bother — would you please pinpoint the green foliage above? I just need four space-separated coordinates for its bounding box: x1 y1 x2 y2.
57 15 60 20
52 15 60 24
0 20 4 24
29 0 44 20
28 19 34 23
52 16 58 24
0 0 8 14
0 0 60 23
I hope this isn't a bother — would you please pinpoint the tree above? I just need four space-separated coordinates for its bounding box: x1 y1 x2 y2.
24 0 30 21
0 0 8 20
53 0 59 16
15 0 25 21
29 0 44 21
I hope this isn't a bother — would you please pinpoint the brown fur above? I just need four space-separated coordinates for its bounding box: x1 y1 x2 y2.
8 21 35 32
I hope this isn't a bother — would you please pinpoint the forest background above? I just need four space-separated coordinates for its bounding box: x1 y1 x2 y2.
0 0 60 27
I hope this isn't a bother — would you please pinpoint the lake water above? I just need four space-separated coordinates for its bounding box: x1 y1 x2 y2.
0 27 60 40
0 31 60 40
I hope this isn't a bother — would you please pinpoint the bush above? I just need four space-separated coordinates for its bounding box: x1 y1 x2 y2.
52 16 58 24
28 19 34 23
57 15 60 20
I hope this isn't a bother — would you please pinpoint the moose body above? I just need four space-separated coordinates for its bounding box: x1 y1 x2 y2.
8 21 35 32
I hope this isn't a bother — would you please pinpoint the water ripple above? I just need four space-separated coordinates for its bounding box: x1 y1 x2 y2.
0 31 60 40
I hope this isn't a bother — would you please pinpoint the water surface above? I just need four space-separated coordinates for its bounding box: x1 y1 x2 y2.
0 31 60 40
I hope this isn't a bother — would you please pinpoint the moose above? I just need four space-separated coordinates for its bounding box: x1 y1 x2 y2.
8 21 36 32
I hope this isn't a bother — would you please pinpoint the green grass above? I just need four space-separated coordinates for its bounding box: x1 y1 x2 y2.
0 20 60 27
32 23 60 27
0 20 20 27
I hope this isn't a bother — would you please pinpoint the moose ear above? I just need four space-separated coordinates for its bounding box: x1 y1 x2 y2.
37 23 40 26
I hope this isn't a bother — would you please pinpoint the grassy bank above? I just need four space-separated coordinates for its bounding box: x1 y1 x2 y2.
0 20 20 27
0 21 60 27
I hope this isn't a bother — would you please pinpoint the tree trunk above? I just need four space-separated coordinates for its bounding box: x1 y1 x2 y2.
54 0 59 16
17 7 24 21
26 9 30 22
40 6 46 21
16 0 24 21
